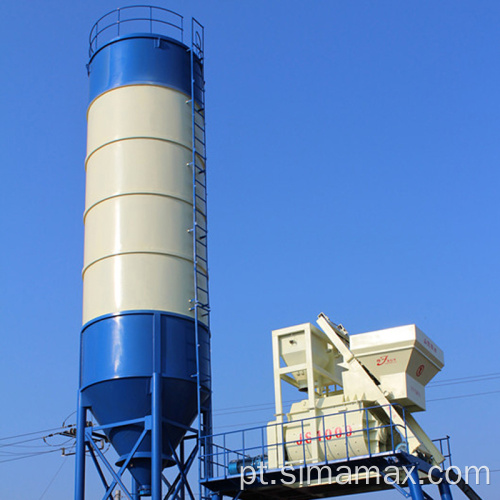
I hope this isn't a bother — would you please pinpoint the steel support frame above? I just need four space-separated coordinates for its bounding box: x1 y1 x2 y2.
389 457 455 500
202 451 459 500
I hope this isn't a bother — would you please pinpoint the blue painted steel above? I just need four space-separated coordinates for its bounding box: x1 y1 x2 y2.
228 456 267 475
152 315 163 499
131 476 139 500
81 311 210 388
201 402 407 481
407 468 425 500
438 480 453 500
74 397 86 500
89 6 184 57
88 34 203 103
81 311 210 489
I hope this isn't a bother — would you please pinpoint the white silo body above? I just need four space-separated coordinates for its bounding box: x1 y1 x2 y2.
84 85 207 325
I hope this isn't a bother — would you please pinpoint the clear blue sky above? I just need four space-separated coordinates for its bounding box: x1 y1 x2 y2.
0 1 498 498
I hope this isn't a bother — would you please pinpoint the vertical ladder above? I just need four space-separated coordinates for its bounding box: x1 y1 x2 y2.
190 17 213 500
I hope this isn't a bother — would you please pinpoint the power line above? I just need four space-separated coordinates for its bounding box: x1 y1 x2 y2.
0 432 73 448
429 372 500 387
428 389 500 402
0 426 66 442
214 387 500 432
0 449 61 464
212 371 500 417
38 459 66 500
1 371 499 458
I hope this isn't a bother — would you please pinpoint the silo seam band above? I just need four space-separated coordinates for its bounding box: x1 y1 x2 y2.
82 250 208 277
86 83 192 119
83 191 197 222
85 136 198 169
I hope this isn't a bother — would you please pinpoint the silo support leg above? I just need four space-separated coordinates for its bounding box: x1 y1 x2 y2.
439 480 453 500
74 394 87 500
407 468 425 500
152 314 163 500
152 371 163 500
131 477 139 500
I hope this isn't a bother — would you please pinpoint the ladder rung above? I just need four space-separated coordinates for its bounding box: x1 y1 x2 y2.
189 304 210 312
191 304 209 311
188 228 207 236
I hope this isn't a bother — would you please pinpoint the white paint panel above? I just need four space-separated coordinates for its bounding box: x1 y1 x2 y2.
82 254 194 324
87 85 192 157
85 139 193 213
83 195 206 272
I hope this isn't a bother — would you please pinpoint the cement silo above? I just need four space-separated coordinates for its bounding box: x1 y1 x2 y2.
74 7 211 499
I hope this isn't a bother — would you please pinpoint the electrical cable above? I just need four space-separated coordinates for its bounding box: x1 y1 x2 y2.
38 459 66 500
215 387 500 431
212 371 500 417
0 426 66 442
1 372 499 460
0 449 61 464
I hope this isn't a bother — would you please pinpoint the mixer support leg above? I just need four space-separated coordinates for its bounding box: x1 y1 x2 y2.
439 480 453 500
408 468 425 500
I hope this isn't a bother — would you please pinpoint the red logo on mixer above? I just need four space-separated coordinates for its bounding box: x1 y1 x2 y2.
416 364 425 377
376 355 396 366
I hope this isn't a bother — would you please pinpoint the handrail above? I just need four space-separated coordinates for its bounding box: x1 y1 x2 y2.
200 403 414 480
88 5 184 58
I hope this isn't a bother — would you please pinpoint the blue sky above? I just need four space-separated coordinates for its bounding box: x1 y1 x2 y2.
0 1 498 498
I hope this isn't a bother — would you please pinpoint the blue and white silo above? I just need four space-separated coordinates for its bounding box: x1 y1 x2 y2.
75 7 211 499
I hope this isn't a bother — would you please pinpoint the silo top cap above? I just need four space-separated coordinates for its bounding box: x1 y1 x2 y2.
89 6 184 59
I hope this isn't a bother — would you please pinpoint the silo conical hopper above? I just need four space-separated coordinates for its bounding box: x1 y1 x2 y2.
78 7 211 494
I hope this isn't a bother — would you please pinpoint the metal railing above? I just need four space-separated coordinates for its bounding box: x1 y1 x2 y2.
201 403 411 481
88 5 184 57
432 435 452 468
